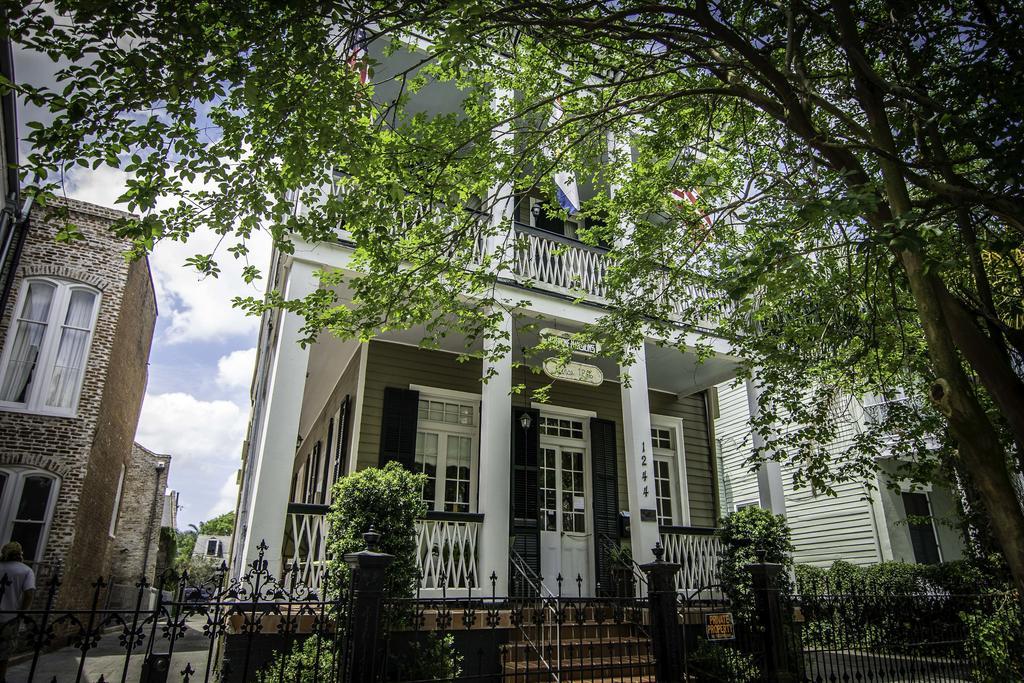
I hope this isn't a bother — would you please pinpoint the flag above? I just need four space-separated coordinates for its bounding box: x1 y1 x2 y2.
670 187 712 226
346 28 369 85
547 99 580 214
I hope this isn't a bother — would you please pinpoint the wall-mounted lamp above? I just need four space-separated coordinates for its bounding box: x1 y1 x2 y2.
531 203 542 218
519 412 533 431
155 461 166 472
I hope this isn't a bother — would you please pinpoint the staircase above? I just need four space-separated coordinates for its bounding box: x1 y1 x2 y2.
501 606 655 682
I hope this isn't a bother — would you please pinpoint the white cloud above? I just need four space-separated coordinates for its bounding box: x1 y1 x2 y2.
217 347 257 391
208 472 240 521
63 166 273 346
136 392 248 471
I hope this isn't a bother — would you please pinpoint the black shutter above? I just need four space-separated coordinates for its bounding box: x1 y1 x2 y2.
902 492 941 564
510 407 541 578
379 387 420 469
591 417 619 596
511 407 540 522
334 395 351 482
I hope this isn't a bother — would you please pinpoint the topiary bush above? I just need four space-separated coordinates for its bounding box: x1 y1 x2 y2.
325 462 428 599
717 506 794 617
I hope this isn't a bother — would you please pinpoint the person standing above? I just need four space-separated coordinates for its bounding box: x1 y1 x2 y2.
0 542 35 683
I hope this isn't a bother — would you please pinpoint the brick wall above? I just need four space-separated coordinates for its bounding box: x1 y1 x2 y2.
107 443 171 587
0 197 156 606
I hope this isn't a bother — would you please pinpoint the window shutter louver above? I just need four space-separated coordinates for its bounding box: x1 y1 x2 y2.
590 417 620 596
334 395 351 482
510 406 541 580
379 387 420 469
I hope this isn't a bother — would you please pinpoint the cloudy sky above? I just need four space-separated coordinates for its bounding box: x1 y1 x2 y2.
13 49 269 529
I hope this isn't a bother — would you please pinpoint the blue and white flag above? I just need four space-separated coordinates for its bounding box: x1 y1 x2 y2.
547 100 580 214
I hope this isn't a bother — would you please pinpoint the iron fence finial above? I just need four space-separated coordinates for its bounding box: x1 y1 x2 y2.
363 526 381 551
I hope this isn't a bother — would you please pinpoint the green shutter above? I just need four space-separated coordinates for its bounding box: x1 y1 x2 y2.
379 387 419 469
590 417 619 596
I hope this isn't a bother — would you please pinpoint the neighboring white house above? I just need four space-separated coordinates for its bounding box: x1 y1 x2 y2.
193 534 231 562
714 381 966 566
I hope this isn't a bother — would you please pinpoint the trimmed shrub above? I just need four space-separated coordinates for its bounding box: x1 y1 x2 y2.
325 462 428 599
717 506 794 617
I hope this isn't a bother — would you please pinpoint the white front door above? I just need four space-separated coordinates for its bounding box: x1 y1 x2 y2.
539 442 592 596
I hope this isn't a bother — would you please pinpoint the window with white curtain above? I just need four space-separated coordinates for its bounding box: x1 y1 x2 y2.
0 467 60 564
0 278 99 415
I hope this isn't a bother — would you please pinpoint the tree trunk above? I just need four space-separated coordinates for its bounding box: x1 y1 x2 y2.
933 278 1024 455
900 248 1024 595
828 0 1024 591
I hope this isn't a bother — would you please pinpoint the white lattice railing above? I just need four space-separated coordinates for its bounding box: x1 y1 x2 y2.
514 224 609 299
660 527 723 591
415 514 483 593
283 504 331 591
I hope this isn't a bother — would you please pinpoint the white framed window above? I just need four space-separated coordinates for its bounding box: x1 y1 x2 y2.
413 390 479 513
650 415 690 526
0 467 61 564
0 278 100 416
735 500 759 511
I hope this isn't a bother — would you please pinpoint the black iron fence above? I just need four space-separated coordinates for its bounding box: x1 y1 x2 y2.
0 540 354 683
790 583 1016 682
2 533 1016 683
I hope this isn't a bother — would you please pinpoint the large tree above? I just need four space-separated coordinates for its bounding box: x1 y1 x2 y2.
5 1 1024 588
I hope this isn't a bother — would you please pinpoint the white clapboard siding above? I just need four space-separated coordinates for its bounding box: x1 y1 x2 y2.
714 382 883 567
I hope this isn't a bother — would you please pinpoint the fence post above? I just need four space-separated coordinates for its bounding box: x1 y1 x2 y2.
343 528 394 682
747 562 796 683
640 543 683 683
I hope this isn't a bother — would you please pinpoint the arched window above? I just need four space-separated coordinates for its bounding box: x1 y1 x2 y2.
0 467 60 565
0 278 100 415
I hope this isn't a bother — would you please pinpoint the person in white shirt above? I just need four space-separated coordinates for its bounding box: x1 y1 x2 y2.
0 542 35 683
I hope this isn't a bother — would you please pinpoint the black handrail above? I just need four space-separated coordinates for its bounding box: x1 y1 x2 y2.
657 524 719 536
286 502 331 515
423 510 485 523
597 533 648 595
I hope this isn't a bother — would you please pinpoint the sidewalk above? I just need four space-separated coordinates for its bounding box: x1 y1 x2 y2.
6 617 214 683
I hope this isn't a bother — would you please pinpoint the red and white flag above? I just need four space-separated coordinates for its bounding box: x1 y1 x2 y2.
347 28 369 85
670 188 712 226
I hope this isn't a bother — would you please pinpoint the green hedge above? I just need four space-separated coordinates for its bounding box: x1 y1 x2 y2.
794 559 1022 680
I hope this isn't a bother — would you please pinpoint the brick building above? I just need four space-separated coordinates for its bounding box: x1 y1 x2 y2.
0 197 158 607
106 443 172 589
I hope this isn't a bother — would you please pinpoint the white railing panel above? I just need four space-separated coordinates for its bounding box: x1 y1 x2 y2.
514 226 609 299
415 517 482 591
284 510 331 592
660 529 722 591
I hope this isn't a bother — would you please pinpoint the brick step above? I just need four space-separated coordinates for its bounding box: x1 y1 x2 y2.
502 655 655 683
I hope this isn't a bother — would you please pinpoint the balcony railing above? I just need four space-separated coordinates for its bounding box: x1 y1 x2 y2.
512 223 609 299
283 502 331 591
283 505 483 595
415 511 484 593
659 526 722 592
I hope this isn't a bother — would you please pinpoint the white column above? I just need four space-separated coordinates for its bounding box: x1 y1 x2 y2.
744 377 787 516
477 308 513 593
620 344 661 563
239 259 318 575
488 87 516 281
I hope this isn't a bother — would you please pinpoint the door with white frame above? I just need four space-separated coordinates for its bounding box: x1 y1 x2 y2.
650 415 690 527
537 410 593 596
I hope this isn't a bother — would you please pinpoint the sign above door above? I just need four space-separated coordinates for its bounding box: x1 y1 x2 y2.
540 328 602 357
542 358 604 386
